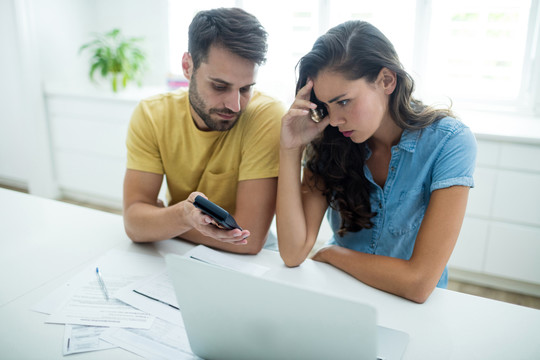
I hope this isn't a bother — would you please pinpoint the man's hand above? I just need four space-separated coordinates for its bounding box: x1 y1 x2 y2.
183 192 250 245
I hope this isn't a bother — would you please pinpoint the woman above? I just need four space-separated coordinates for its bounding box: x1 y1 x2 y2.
277 20 476 303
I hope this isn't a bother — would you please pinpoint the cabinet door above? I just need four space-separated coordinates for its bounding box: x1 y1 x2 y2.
466 167 497 217
491 171 540 227
499 143 540 172
484 222 540 284
449 217 488 272
55 152 125 202
51 115 128 157
476 139 500 167
48 96 136 203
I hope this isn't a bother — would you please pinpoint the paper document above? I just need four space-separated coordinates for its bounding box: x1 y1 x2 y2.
47 274 155 328
63 325 115 355
185 245 269 275
33 249 167 315
132 270 179 309
116 270 183 325
101 318 199 360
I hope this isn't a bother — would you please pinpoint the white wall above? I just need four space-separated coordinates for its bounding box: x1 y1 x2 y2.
94 0 169 88
32 0 95 88
33 0 168 90
0 0 28 186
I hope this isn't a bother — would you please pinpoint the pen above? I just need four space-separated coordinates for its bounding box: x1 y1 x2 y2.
96 267 109 301
133 289 180 310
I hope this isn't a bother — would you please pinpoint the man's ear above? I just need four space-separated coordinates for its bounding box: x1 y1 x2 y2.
379 67 397 95
182 52 193 80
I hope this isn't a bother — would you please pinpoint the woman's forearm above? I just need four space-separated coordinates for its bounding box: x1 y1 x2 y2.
276 147 319 266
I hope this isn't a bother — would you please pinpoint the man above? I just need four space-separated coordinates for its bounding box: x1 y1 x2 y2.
123 8 284 254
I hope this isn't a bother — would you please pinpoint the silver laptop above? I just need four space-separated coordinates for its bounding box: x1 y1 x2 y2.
165 254 408 360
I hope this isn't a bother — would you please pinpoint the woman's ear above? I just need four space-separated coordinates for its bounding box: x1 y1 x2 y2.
379 67 397 95
182 52 193 80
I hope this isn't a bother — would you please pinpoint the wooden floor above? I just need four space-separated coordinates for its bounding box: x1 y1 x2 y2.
4 184 540 310
447 280 540 310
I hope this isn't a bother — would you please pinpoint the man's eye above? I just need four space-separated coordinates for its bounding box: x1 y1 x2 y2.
213 84 227 91
240 86 252 93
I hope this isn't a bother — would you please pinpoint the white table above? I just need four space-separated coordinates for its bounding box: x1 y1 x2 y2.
1 188 539 359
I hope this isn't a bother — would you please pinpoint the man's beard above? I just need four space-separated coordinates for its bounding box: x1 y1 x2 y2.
188 75 241 131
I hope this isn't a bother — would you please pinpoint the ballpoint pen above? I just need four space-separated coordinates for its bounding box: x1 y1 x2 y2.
96 267 110 301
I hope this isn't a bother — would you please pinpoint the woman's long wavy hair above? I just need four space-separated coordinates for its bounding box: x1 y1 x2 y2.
298 21 454 236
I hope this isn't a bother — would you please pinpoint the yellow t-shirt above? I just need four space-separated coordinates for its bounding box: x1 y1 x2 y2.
126 89 284 213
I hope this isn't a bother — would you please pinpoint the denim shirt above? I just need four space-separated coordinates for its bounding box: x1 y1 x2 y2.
327 117 477 288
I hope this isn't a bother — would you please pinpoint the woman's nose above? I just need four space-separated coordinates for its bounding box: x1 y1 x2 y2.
328 112 345 127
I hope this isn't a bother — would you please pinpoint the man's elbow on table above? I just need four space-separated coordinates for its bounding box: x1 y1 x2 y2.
237 235 266 255
122 214 164 243
124 225 156 243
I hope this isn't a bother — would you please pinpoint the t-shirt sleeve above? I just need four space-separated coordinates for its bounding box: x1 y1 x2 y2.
431 125 477 192
126 101 165 174
238 98 285 181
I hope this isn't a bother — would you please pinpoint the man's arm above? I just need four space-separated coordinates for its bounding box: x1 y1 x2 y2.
123 169 250 245
179 177 277 254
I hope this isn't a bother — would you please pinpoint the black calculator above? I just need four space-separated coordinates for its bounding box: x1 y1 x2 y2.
193 195 242 231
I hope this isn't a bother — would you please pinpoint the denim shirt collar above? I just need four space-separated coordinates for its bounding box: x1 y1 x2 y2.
397 128 420 153
364 128 420 159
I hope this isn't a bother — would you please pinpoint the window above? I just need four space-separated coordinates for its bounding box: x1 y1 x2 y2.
168 0 540 115
421 0 536 113
241 0 321 104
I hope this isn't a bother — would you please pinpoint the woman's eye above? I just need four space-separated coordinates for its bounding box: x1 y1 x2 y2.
337 99 349 106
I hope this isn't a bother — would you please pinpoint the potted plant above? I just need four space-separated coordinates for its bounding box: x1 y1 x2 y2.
79 28 147 92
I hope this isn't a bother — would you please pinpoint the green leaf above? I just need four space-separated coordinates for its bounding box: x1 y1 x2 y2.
78 28 147 91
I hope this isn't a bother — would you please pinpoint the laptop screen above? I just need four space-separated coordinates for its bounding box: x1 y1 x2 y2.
166 254 379 360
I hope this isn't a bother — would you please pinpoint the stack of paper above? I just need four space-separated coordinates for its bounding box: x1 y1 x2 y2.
32 246 269 359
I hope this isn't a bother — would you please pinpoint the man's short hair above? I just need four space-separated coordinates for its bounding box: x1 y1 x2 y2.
188 7 268 70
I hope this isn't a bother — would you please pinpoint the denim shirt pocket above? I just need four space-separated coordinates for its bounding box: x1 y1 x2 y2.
388 185 427 236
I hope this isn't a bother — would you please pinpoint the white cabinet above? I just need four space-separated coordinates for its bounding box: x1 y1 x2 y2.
45 91 144 207
450 217 489 273
485 222 540 284
449 138 540 295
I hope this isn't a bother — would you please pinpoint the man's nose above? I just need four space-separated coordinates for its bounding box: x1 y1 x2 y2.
224 90 241 113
